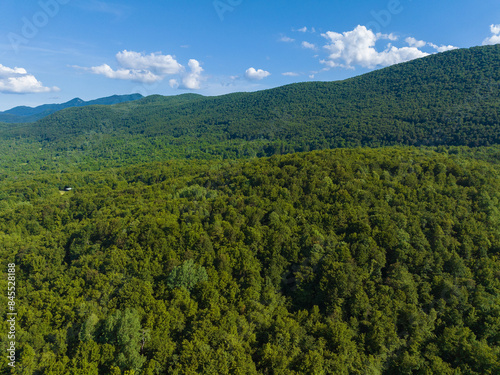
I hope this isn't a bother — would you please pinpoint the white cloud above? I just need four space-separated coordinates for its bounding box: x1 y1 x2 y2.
321 25 429 69
280 36 295 42
302 41 317 50
406 37 426 48
0 65 27 77
116 50 183 75
404 36 457 52
89 64 162 83
484 35 500 45
428 43 458 52
282 72 299 76
82 50 204 89
245 67 271 81
483 24 500 45
378 33 398 41
181 59 204 89
0 64 58 94
298 27 308 33
169 79 179 89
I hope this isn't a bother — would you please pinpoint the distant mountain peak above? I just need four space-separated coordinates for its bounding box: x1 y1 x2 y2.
0 93 144 123
66 98 85 105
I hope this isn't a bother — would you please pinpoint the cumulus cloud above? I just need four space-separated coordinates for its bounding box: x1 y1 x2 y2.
405 37 457 52
483 24 500 45
280 36 295 43
321 25 430 69
378 32 398 41
181 59 204 89
81 50 204 89
406 37 426 48
297 27 308 32
169 79 179 89
302 41 317 50
245 67 271 81
0 64 58 94
116 50 183 75
282 72 299 77
428 43 458 52
89 64 162 83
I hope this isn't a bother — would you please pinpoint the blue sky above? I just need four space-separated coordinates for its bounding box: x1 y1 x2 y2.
0 0 499 111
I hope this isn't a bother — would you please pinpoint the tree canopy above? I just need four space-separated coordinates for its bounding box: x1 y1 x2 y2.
1 147 500 373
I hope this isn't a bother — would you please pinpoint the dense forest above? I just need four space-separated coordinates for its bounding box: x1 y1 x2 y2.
1 148 500 374
1 44 500 374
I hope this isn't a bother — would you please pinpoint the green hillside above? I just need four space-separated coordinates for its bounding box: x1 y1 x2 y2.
0 45 499 175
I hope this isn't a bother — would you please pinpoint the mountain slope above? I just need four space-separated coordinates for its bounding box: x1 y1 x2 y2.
0 93 144 123
1 45 499 173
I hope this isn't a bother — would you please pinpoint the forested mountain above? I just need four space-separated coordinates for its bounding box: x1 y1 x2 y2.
1 44 499 175
0 94 143 123
1 44 500 374
1 147 500 374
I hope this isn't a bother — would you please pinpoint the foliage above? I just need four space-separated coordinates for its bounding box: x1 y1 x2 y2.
166 259 208 291
1 147 500 373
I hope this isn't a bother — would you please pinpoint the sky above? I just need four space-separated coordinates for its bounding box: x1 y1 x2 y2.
0 0 499 111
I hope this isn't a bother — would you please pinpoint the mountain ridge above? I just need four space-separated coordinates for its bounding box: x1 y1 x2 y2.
0 93 144 123
1 44 500 174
